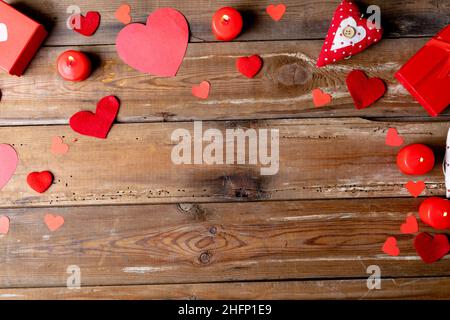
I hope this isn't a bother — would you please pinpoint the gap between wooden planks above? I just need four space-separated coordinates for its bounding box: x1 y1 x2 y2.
1 277 450 300
0 38 444 126
0 198 449 288
14 0 448 47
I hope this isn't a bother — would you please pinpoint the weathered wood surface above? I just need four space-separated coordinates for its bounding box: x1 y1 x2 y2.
1 38 447 126
0 199 449 288
1 277 450 300
10 0 449 46
0 118 447 208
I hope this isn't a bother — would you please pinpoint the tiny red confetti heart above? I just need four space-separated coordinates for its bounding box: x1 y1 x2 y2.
400 214 419 234
192 81 211 99
72 11 101 37
266 4 286 21
27 171 54 194
405 181 426 198
312 88 332 107
0 216 10 235
414 232 449 264
385 128 404 147
44 214 65 232
382 236 400 256
236 55 263 78
346 70 386 109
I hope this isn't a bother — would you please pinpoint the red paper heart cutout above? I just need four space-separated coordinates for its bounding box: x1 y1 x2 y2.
0 216 10 235
382 236 400 256
70 96 120 139
385 128 404 147
266 4 286 21
44 214 65 232
27 171 53 193
400 215 419 234
115 4 132 25
192 81 211 99
405 181 426 198
236 55 263 78
346 70 386 109
414 232 449 264
419 197 450 230
116 8 189 77
317 0 383 67
72 11 101 37
312 88 332 107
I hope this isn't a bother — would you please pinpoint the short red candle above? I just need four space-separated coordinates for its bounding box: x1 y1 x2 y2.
211 7 243 41
419 197 450 230
396 144 435 175
57 50 91 82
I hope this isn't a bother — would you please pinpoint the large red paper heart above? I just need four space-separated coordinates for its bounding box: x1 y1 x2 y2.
317 0 383 67
414 232 449 264
405 181 426 198
0 144 18 191
70 96 120 139
419 197 450 230
27 171 53 193
116 8 189 77
236 55 263 78
72 11 101 37
346 70 386 109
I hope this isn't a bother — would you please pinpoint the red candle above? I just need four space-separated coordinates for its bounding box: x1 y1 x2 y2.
211 7 243 41
396 144 435 175
419 197 450 230
57 50 91 82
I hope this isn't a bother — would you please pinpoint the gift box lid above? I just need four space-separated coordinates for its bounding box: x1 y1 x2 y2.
0 0 47 76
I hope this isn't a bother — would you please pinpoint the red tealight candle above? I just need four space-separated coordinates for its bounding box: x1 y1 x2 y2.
57 50 91 82
419 197 450 230
396 144 435 175
211 7 243 41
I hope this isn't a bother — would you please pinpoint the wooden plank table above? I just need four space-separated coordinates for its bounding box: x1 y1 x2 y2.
0 0 449 299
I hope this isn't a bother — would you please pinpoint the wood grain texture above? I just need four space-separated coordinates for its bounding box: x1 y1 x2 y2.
1 277 450 300
0 199 449 288
0 38 445 126
0 118 447 208
9 0 449 46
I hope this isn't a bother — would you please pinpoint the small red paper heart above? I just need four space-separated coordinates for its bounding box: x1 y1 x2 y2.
51 136 69 155
405 181 426 198
44 214 64 232
0 216 10 235
382 236 400 256
400 214 419 234
236 55 263 78
115 4 132 25
385 128 404 147
27 171 53 193
346 70 386 109
70 96 120 139
192 81 211 99
312 88 332 107
266 4 286 21
414 232 449 264
72 11 101 37
317 0 383 67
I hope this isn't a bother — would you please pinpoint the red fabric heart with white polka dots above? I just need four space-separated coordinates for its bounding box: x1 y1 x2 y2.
317 0 383 67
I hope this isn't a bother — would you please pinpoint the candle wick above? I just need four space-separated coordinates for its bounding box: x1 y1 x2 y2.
222 14 230 24
68 56 75 67
419 157 424 163
444 212 448 217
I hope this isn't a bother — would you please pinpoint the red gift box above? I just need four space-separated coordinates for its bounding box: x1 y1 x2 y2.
0 0 47 76
395 25 450 117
